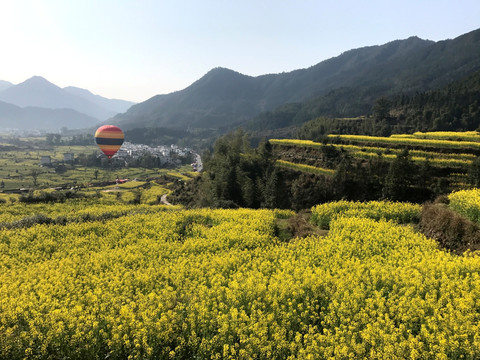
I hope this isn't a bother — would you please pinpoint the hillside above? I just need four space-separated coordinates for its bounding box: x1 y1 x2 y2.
111 28 480 135
296 70 480 140
251 29 480 134
387 70 480 132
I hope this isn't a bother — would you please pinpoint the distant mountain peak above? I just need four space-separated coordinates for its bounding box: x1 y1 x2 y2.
202 67 247 79
402 35 434 45
194 67 252 88
29 75 47 81
208 67 236 74
17 76 60 91
0 76 134 121
24 75 53 84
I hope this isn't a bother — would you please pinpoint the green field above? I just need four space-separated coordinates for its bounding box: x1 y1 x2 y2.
0 139 197 205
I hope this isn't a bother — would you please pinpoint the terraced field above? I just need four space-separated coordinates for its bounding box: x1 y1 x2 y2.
270 132 480 192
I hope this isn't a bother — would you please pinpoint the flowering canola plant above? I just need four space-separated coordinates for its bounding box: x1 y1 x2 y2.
412 131 480 142
326 134 480 151
311 200 421 229
449 188 480 223
276 159 335 176
0 200 171 227
2 203 480 359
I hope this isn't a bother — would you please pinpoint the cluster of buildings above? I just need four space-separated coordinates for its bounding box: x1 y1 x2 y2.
115 142 194 167
39 142 199 170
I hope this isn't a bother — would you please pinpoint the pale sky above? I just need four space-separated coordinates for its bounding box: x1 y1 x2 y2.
1 0 479 102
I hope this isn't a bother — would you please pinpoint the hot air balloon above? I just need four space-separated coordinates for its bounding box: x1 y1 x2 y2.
95 125 124 158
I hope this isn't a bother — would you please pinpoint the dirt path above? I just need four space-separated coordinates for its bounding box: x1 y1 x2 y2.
160 194 172 206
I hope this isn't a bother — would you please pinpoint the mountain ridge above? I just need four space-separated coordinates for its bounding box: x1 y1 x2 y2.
111 28 480 133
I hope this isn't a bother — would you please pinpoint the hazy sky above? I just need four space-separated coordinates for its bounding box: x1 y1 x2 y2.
1 0 479 102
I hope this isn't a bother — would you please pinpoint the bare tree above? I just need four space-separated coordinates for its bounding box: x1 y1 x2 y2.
29 169 42 187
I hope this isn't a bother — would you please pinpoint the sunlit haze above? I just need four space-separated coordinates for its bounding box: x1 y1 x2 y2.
1 0 479 102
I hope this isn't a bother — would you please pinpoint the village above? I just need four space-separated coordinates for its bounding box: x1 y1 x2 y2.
39 142 202 171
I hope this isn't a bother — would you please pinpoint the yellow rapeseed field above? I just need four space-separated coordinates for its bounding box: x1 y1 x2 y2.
1 200 480 359
311 200 421 229
413 131 480 142
327 134 480 151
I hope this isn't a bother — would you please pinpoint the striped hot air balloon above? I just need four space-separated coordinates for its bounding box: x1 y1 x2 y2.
95 125 124 158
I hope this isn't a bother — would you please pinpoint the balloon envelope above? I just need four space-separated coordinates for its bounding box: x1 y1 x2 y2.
95 125 124 158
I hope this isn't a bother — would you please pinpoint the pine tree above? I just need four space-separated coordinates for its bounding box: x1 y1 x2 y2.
383 149 413 201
